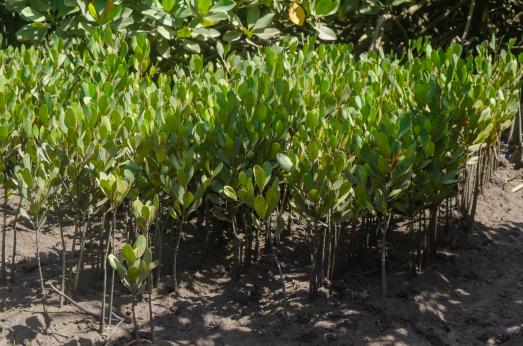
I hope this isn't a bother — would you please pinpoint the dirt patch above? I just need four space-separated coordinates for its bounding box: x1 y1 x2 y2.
1 164 523 346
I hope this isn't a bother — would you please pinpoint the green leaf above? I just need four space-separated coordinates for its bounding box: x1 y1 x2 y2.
182 191 194 208
308 188 319 201
253 13 275 30
265 181 280 213
223 31 242 41
307 141 320 161
149 260 160 271
247 6 260 26
254 28 280 40
197 0 213 15
314 0 339 17
87 2 98 20
211 0 236 13
375 132 391 158
139 260 150 282
237 188 255 208
162 0 175 12
134 235 147 258
277 153 293 172
128 265 140 282
223 185 237 201
391 0 411 6
158 26 176 40
20 7 46 22
16 23 48 42
108 254 126 278
254 195 267 219
121 244 136 263
389 188 403 199
132 199 144 219
315 24 336 41
253 165 268 192
143 248 153 265
0 125 8 141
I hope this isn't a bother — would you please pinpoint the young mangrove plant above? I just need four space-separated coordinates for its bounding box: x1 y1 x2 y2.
97 171 133 331
108 234 159 340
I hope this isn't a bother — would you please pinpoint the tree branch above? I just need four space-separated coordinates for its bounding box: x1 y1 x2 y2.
461 0 476 42
370 14 392 51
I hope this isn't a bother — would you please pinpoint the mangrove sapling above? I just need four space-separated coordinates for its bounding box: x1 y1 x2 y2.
276 145 353 299
224 163 289 322
161 151 211 291
97 171 133 332
16 153 60 324
131 196 160 341
362 114 416 315
108 235 159 340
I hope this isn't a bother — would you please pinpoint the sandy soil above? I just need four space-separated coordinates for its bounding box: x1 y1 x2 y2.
0 163 522 346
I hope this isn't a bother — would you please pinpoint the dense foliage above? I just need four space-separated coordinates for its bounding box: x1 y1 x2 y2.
0 30 521 331
1 0 522 57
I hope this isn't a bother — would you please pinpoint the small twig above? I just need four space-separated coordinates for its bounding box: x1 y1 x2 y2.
48 282 100 319
105 318 125 346
420 0 466 35
124 340 152 346
391 17 409 44
461 0 476 42
48 282 124 322
503 176 522 190
370 14 392 51
377 319 384 332
511 183 523 193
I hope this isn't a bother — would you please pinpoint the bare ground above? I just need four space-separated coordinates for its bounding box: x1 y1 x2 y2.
1 164 522 346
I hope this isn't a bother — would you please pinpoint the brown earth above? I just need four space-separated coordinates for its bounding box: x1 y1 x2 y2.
0 163 522 346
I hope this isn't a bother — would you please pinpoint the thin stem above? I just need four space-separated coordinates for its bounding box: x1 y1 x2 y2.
100 210 112 332
468 147 483 233
461 0 476 42
231 215 241 281
148 278 155 342
309 220 318 299
268 221 288 326
201 204 211 265
108 209 116 327
381 213 392 317
35 213 49 320
59 220 66 308
2 176 7 284
131 298 139 340
172 218 183 291
10 197 22 285
74 213 86 292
